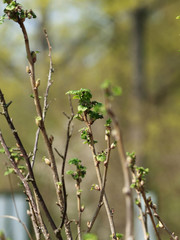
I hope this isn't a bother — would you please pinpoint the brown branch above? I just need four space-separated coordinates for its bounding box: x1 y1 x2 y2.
141 192 161 240
55 95 74 231
83 113 117 239
76 180 82 240
7 175 34 240
31 29 54 169
87 125 112 232
0 132 49 240
0 91 62 240
17 19 72 238
105 97 134 240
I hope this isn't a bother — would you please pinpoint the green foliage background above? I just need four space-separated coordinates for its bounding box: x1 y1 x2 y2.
0 0 180 239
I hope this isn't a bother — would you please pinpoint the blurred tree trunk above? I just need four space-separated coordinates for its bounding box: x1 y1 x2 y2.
130 7 148 163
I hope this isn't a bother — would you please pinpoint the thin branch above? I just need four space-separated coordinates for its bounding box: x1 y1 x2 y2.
153 212 179 240
7 175 34 240
141 192 161 240
55 95 74 230
83 113 117 239
105 96 134 240
76 181 82 240
87 125 112 232
0 92 61 240
0 215 33 240
17 19 71 238
31 29 54 169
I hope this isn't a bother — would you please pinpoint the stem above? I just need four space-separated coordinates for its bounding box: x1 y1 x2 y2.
17 20 72 238
76 181 82 240
136 192 149 240
0 132 52 240
105 99 134 240
0 91 62 239
141 192 161 240
83 113 117 239
8 175 34 240
87 126 112 232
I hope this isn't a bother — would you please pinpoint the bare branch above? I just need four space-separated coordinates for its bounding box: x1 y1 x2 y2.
104 94 134 240
55 95 74 230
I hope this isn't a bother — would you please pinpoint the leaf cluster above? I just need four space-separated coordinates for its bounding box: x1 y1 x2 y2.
66 158 86 181
0 0 36 24
67 88 103 124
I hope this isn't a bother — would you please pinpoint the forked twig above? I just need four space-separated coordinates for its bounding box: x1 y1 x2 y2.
55 94 74 230
31 29 54 169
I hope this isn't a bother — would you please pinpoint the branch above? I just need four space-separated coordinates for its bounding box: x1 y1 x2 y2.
87 125 112 232
0 91 62 240
17 20 72 238
105 95 134 240
31 29 54 169
7 174 34 240
83 113 117 239
0 215 33 240
55 95 74 231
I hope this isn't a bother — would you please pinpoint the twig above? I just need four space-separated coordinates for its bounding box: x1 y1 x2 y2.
0 132 43 239
7 174 34 240
0 92 61 240
149 198 179 240
17 19 71 238
55 95 74 230
76 180 82 240
0 215 33 240
135 192 149 240
105 96 134 240
87 125 112 232
83 113 117 239
141 192 161 240
31 29 54 169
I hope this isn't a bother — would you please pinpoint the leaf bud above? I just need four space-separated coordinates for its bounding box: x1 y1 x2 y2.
43 157 51 166
35 78 40 88
35 116 42 127
31 51 37 63
26 66 31 74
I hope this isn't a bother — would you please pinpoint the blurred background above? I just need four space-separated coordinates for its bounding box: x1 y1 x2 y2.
0 0 180 239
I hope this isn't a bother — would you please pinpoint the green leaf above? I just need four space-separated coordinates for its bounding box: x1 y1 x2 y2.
110 233 123 239
96 152 106 162
56 182 62 186
112 86 122 96
69 158 81 166
176 15 180 19
0 148 5 153
5 1 17 11
66 170 74 175
4 168 14 176
83 233 98 240
101 80 111 89
130 183 136 189
105 118 112 127
78 105 88 112
0 15 6 24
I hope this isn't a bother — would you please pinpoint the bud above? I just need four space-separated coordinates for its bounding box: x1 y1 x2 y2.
35 78 40 88
158 221 163 228
31 51 37 63
35 116 42 127
26 66 31 74
43 157 51 166
80 205 85 212
49 135 54 145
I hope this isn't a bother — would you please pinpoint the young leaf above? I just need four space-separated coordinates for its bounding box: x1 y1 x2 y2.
83 233 98 240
